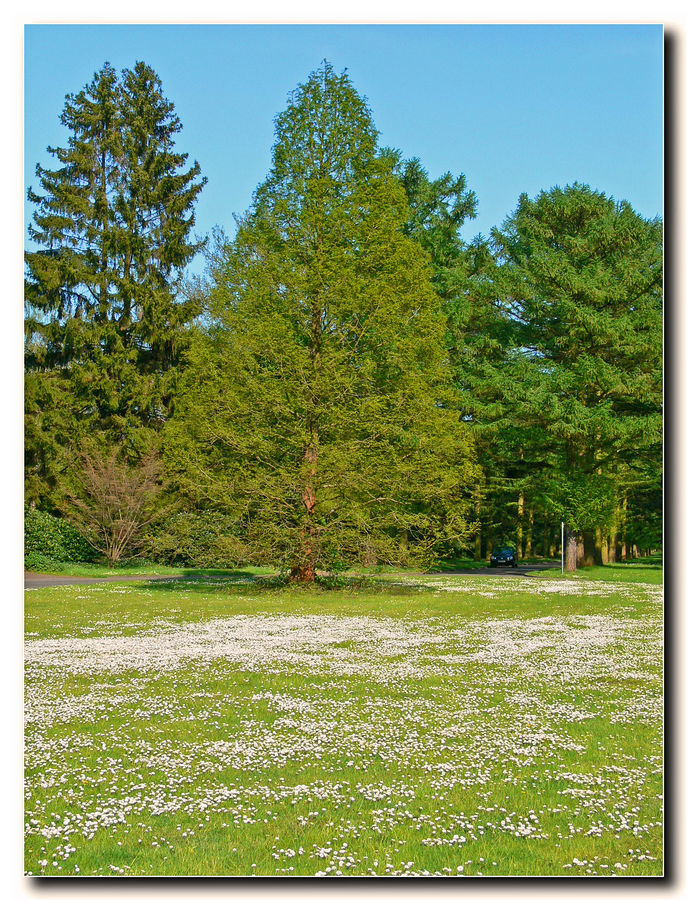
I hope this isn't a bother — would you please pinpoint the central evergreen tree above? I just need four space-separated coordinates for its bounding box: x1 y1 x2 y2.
167 63 477 580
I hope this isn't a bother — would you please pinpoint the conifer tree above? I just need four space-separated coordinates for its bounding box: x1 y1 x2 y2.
116 61 205 372
395 155 477 310
25 61 206 505
25 62 122 368
460 183 662 569
167 63 477 580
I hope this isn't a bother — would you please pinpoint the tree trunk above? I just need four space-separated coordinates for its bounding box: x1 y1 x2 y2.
474 530 482 562
525 507 534 560
291 250 322 583
290 442 317 583
594 526 605 565
608 522 617 563
474 490 482 561
620 496 628 560
577 534 585 567
363 542 377 568
579 530 595 567
565 530 578 572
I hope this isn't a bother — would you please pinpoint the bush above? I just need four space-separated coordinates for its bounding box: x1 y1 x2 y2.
24 550 58 572
146 510 246 568
24 507 100 564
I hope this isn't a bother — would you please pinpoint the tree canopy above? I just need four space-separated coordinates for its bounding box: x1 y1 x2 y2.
166 63 477 579
457 183 662 567
24 62 662 570
25 61 206 506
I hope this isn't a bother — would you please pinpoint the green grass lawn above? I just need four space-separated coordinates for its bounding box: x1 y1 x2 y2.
23 558 275 579
24 569 663 877
531 563 663 585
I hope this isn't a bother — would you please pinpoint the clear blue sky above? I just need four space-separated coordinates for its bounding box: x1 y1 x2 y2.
24 24 663 275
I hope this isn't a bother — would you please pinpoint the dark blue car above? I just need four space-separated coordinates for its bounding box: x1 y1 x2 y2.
490 546 517 568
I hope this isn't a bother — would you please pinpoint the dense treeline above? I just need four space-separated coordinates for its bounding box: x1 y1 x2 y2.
25 61 662 574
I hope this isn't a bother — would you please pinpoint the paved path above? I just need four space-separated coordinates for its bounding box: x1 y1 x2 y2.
433 564 558 577
25 563 558 589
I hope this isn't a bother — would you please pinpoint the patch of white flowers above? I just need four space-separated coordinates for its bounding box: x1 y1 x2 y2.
25 578 662 876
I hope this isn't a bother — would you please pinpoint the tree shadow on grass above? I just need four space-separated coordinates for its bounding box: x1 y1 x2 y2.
141 569 437 597
142 569 280 592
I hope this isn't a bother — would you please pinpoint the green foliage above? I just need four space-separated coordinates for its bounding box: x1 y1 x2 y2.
624 482 662 551
457 183 662 563
24 507 100 564
24 551 59 572
166 63 478 578
146 510 247 568
539 468 617 534
394 154 477 310
491 184 662 470
24 369 79 509
25 60 206 499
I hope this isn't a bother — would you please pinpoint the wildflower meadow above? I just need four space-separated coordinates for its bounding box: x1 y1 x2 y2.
24 569 662 876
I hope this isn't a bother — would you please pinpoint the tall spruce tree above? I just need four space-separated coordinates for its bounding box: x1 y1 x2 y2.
25 61 206 505
116 62 205 372
25 62 122 367
167 63 477 580
396 156 477 311
461 183 662 569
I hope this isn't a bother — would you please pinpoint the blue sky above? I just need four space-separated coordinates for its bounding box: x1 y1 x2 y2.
24 24 663 275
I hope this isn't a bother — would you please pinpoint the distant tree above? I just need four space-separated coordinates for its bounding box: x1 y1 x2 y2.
167 63 477 580
460 184 662 570
394 155 477 310
25 61 206 505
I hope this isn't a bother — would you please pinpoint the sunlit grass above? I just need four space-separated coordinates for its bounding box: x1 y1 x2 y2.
25 570 662 877
24 558 276 578
531 563 662 585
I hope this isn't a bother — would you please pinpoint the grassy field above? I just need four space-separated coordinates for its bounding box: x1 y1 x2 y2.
23 559 275 578
24 568 663 877
530 563 663 585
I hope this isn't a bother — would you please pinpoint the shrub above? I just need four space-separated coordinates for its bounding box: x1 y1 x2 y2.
24 550 58 572
24 507 100 564
62 447 165 566
146 510 246 568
